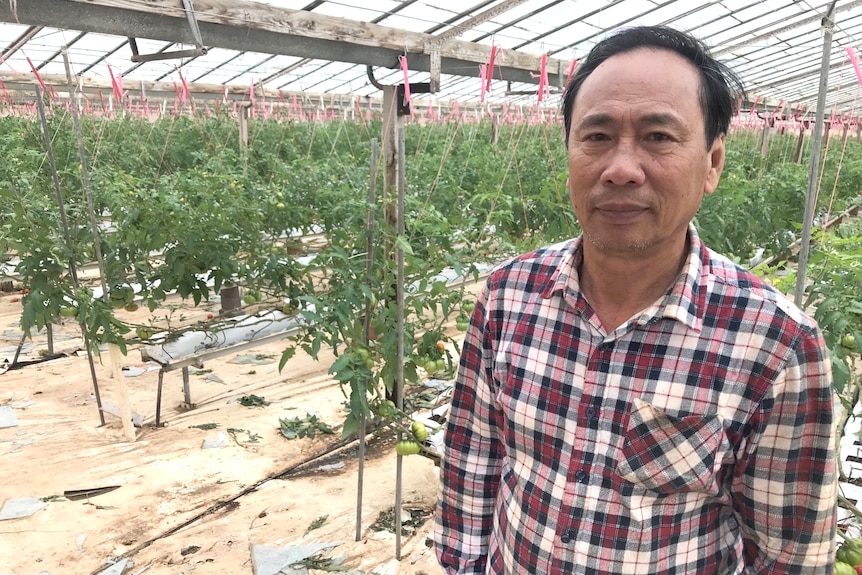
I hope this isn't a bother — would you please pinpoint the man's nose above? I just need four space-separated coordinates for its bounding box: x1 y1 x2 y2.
601 141 646 186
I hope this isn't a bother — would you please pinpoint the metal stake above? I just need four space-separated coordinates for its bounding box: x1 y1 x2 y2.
35 84 105 425
356 137 379 542
795 1 838 307
394 126 406 560
62 50 109 301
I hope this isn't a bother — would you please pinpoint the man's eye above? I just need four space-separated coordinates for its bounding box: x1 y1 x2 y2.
585 133 610 141
647 132 673 142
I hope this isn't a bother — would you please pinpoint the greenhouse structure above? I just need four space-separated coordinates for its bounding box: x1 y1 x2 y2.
4 1 862 573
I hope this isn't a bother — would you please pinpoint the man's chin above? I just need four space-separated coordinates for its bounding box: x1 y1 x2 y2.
584 232 651 254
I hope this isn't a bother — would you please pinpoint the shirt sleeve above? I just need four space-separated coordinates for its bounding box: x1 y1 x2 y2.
736 325 837 573
434 285 505 574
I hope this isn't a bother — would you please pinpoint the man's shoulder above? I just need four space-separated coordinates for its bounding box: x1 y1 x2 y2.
488 239 576 285
703 246 817 333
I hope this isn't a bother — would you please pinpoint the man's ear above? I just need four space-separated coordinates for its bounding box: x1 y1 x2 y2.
704 134 725 196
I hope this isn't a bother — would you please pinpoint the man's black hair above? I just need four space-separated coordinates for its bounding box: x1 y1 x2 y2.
561 26 746 149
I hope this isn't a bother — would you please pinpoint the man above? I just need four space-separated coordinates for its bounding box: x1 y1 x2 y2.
434 26 837 574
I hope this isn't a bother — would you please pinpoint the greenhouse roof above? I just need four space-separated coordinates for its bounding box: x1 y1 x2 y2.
2 0 862 115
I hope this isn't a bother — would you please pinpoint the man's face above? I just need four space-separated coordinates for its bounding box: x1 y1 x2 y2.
566 48 725 258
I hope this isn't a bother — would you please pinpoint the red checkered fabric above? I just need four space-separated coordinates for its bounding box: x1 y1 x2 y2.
434 226 837 575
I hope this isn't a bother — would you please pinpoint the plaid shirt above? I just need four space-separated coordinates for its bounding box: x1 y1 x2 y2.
434 226 837 575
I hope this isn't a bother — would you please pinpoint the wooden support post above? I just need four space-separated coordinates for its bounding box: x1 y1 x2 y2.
155 368 165 427
382 85 408 561
108 343 136 442
428 39 441 93
46 323 54 355
238 102 250 147
182 366 193 409
760 123 771 157
490 114 499 145
794 127 806 163
381 85 404 408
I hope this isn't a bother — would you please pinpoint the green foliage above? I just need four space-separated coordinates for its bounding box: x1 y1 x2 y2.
238 394 270 408
7 108 862 435
278 413 336 439
778 221 862 396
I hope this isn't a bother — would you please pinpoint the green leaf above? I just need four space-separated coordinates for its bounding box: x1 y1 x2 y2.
332 366 354 383
278 347 296 372
393 234 414 255
328 353 352 375
341 412 360 438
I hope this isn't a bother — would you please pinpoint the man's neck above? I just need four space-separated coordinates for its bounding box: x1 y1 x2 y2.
577 240 689 333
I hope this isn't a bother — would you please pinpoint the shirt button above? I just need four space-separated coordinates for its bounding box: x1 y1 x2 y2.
586 407 596 419
575 469 588 483
561 532 572 544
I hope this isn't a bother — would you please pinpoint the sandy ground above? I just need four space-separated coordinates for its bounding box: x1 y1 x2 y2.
0 291 455 575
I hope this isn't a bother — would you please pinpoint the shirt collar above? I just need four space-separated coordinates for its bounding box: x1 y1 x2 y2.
541 224 706 332
658 224 705 332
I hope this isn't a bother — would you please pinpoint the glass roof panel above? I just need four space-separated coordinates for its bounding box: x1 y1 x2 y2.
3 0 862 114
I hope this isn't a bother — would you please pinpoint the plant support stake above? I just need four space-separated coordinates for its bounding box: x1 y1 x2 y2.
63 50 135 441
356 137 379 542
394 125 407 561
795 1 838 307
34 84 106 426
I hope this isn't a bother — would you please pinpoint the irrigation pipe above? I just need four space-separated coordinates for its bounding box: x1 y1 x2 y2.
86 432 363 575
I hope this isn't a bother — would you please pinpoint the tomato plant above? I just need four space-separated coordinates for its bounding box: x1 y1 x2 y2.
6 108 862 448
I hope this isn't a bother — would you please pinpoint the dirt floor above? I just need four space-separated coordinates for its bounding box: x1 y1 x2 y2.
0 290 460 575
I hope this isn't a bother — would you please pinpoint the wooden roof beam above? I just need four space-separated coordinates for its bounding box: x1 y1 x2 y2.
0 0 567 88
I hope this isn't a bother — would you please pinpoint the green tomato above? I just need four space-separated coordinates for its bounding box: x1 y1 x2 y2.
136 327 153 340
395 440 421 456
462 300 476 313
411 421 428 442
243 293 258 305
842 334 857 349
379 400 398 418
109 287 127 302
835 561 856 575
837 540 862 566
456 320 469 331
59 307 77 318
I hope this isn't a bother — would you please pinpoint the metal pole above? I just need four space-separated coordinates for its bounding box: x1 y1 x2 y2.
394 125 406 560
62 50 109 301
34 85 105 425
356 138 379 542
794 2 838 307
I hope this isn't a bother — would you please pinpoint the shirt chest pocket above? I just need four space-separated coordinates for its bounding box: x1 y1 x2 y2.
616 398 732 496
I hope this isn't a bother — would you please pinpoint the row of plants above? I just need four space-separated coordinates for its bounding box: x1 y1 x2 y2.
0 109 572 436
3 108 862 442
